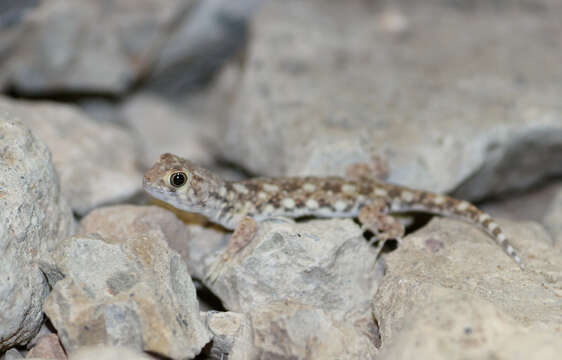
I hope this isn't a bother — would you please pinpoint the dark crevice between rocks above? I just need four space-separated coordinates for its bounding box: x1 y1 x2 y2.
194 280 226 312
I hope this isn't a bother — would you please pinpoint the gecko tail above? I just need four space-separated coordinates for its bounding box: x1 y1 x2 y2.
387 188 525 269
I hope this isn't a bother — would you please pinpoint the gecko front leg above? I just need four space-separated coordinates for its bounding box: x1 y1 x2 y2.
206 216 258 283
358 199 405 256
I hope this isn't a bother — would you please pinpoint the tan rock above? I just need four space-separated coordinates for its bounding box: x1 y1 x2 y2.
43 209 211 360
26 334 66 360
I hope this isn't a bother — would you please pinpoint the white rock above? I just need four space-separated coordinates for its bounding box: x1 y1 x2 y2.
222 0 562 199
0 118 73 351
373 217 562 358
0 97 143 215
120 94 215 168
207 218 382 314
69 346 153 360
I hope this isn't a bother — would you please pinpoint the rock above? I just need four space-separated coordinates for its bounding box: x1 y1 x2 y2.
0 97 144 215
2 348 24 360
204 311 256 360
42 230 211 359
76 204 227 279
146 0 262 95
69 346 153 360
0 118 73 351
377 298 562 360
373 217 562 357
0 0 198 96
120 95 215 168
480 181 562 224
204 303 379 360
207 218 383 314
543 184 562 247
249 301 378 359
222 0 562 199
25 334 66 360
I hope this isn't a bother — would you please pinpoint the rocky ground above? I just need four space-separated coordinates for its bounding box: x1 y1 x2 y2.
0 0 561 359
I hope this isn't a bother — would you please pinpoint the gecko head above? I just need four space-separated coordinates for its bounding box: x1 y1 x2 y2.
143 153 225 213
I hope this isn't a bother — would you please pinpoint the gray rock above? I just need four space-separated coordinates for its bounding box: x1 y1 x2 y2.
222 0 562 199
69 346 153 360
0 118 73 351
207 219 383 314
204 302 379 360
204 311 256 360
42 222 211 359
543 184 562 247
249 301 378 360
0 0 198 96
373 217 562 357
2 348 24 360
0 97 144 215
147 0 262 95
120 94 216 168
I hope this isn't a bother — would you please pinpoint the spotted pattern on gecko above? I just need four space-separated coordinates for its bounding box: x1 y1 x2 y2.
143 153 524 269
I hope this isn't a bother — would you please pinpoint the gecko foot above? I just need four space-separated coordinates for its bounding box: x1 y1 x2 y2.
358 202 405 256
345 155 389 181
205 216 258 284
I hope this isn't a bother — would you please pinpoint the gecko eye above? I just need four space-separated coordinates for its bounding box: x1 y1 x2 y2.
169 172 188 188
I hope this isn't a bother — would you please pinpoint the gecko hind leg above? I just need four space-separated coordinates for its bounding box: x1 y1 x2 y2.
205 216 258 284
358 201 405 256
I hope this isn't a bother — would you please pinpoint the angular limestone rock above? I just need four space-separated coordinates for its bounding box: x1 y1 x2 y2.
204 311 256 360
373 217 562 357
77 204 226 279
25 334 66 360
222 0 562 199
0 97 143 215
0 0 198 95
378 298 562 360
249 301 377 360
69 346 153 360
208 218 382 314
120 95 215 168
0 118 73 351
543 184 562 247
42 229 210 359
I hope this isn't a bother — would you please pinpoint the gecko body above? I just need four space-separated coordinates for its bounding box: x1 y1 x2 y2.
143 153 524 268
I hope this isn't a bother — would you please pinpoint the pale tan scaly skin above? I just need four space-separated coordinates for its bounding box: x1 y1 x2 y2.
143 153 524 269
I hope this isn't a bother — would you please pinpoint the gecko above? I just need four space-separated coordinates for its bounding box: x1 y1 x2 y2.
143 153 524 277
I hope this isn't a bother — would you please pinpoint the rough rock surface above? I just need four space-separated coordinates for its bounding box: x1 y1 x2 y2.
0 0 198 95
204 311 256 360
146 0 261 95
42 221 211 359
222 0 562 198
77 204 226 279
1 348 24 360
378 298 562 360
0 118 73 351
0 97 144 215
249 301 377 360
208 218 382 314
25 334 66 360
69 346 153 360
373 217 562 358
120 95 215 168
543 184 562 247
